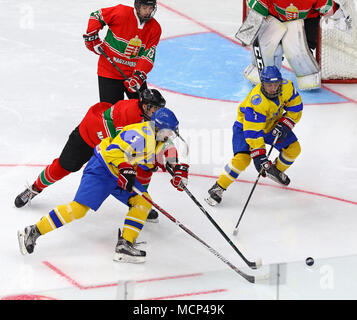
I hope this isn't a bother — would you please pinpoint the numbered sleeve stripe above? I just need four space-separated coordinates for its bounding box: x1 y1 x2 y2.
244 107 266 123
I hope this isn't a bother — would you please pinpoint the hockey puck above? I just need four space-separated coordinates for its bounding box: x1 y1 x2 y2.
305 257 314 266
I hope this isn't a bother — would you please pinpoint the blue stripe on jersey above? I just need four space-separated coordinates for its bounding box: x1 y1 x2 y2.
288 92 300 102
224 164 239 179
244 107 266 123
279 153 294 165
124 219 143 230
285 103 303 113
49 210 63 228
106 144 121 151
243 129 264 140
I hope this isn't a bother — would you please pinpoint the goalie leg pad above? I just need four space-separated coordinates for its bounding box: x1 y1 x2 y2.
281 19 321 87
243 63 260 85
296 72 321 91
257 16 287 67
244 16 286 84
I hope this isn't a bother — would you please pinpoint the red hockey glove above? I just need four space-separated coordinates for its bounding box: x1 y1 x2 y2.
124 70 147 93
170 163 189 192
251 148 272 177
117 162 136 192
83 31 102 55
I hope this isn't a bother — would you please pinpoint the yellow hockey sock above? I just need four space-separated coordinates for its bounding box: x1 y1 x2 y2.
36 201 89 235
217 153 251 190
122 193 152 243
276 141 301 172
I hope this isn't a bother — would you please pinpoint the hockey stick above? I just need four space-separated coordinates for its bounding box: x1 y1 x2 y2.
233 135 279 236
252 36 264 74
165 164 261 269
132 186 267 283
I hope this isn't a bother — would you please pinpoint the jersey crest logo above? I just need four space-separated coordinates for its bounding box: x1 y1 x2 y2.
251 94 262 106
286 4 299 20
124 35 142 58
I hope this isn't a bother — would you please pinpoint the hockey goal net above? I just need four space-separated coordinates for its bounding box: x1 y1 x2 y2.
242 0 357 83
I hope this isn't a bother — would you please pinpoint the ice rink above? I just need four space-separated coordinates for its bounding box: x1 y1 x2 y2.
1 0 357 301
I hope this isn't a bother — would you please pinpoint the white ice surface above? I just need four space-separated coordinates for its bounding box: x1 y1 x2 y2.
1 0 357 300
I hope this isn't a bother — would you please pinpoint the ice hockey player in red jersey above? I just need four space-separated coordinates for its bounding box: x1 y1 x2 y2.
83 0 162 104
236 0 352 90
14 89 172 222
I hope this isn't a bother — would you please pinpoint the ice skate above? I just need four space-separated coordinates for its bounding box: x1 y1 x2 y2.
265 163 290 186
205 182 225 206
113 229 146 263
17 225 41 255
146 209 159 223
14 185 41 208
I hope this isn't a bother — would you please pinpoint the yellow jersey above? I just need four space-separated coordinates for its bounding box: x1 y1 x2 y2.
94 121 165 178
236 79 303 150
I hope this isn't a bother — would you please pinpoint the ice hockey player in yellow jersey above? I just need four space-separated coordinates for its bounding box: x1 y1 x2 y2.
17 108 189 263
205 66 303 206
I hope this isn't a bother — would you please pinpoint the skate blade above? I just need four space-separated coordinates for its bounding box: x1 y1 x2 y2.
204 195 218 207
113 252 146 264
17 230 28 255
266 173 290 186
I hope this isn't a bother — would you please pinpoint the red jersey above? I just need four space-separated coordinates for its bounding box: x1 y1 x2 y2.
86 4 161 80
249 0 338 20
79 99 144 148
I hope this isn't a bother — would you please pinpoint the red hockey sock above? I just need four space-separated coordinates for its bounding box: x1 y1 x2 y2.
33 158 71 191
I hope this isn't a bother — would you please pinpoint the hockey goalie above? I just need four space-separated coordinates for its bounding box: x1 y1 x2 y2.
236 0 352 90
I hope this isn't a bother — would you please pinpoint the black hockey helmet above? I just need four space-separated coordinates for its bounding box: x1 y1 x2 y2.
139 88 166 120
134 0 157 22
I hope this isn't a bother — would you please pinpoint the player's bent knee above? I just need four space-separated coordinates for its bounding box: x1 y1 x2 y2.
232 153 251 172
284 140 301 159
58 157 85 172
68 201 90 220
128 193 152 214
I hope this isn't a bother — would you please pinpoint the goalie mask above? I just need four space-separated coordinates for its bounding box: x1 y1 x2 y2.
260 66 283 99
134 0 157 22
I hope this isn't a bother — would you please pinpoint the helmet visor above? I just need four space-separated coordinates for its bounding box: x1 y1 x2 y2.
156 128 177 142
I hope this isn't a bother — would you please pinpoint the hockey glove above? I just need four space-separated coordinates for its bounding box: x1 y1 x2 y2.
83 31 102 55
330 4 352 31
155 144 178 172
251 148 272 177
272 117 294 142
124 70 147 93
117 162 136 192
170 163 189 192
